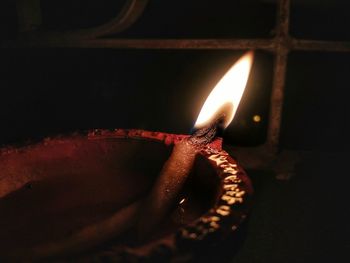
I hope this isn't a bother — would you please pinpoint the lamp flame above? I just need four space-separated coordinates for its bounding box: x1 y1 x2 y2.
194 51 254 129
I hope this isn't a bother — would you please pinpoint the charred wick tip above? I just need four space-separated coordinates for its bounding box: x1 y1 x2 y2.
190 102 233 145
189 117 225 145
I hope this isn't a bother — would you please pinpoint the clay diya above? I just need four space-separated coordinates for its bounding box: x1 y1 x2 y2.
0 52 254 262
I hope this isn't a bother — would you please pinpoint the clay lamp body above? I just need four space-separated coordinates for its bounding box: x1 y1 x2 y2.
0 52 254 262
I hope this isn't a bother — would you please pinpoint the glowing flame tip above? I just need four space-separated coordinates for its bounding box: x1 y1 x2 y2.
194 51 254 129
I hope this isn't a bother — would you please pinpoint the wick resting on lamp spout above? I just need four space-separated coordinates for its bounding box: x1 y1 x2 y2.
189 102 233 145
137 52 253 240
137 111 230 240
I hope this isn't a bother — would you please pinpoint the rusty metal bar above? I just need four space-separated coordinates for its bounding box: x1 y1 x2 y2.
4 38 350 52
268 50 288 150
4 38 350 53
1 38 275 50
266 0 290 150
275 0 290 39
292 39 350 52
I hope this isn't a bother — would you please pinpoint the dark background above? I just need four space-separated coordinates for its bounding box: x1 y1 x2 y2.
0 0 349 262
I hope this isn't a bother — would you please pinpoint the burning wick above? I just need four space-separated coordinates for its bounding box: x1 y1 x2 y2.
138 51 254 239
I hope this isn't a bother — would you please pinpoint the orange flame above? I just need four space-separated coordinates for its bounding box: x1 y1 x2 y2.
194 51 254 129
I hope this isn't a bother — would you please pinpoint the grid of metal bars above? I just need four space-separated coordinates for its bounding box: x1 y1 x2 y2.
3 0 350 157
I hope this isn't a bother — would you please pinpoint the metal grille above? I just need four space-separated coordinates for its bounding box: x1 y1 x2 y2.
3 0 350 176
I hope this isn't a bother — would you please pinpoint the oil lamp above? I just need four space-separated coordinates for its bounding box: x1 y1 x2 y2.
0 52 254 262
